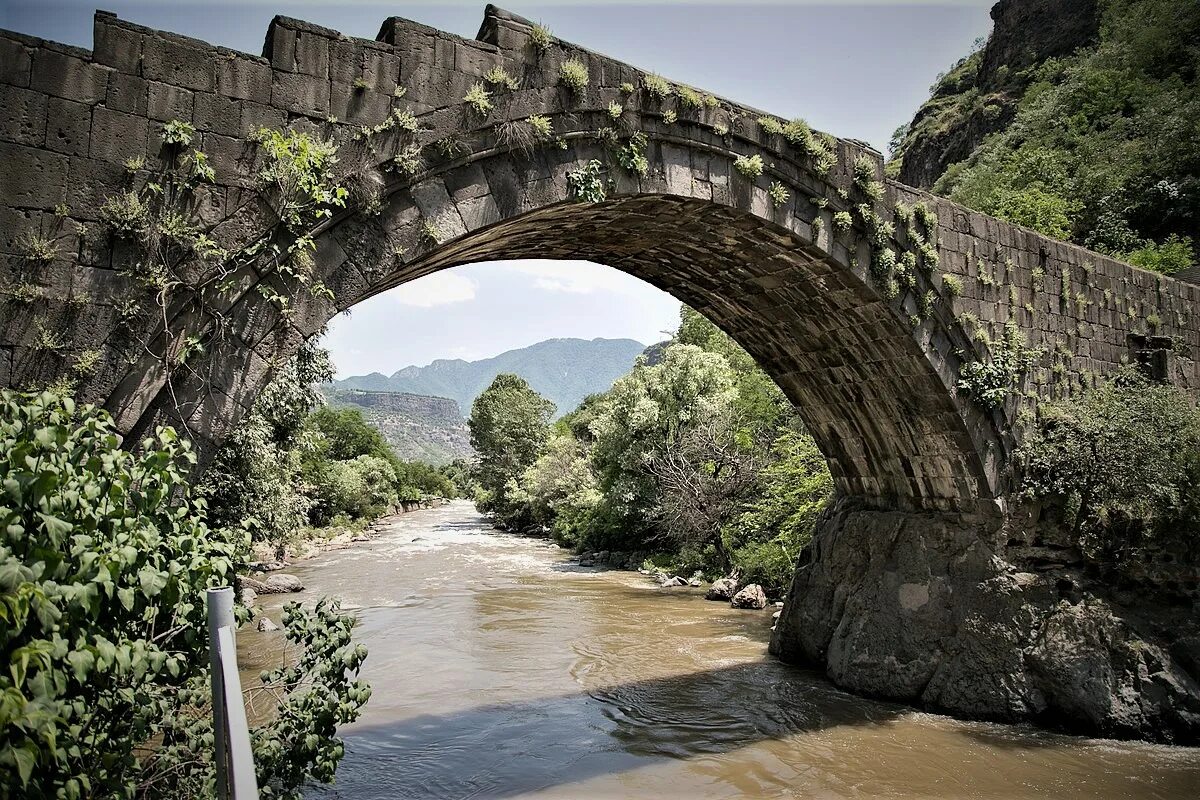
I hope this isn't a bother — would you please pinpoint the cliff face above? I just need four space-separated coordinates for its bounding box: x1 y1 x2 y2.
323 389 473 466
893 0 1100 189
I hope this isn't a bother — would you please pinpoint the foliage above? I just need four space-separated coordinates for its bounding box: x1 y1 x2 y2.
469 375 556 527
199 340 333 553
566 159 609 203
1019 372 1200 560
0 391 245 796
463 83 493 116
912 0 1200 266
942 273 964 296
15 231 57 263
734 154 764 179
1122 234 1194 274
161 119 195 148
957 322 1042 409
768 182 790 207
661 109 677 125
606 101 623 121
527 115 553 139
642 74 672 101
676 86 702 110
558 58 589 93
615 133 649 177
483 65 519 91
528 22 552 50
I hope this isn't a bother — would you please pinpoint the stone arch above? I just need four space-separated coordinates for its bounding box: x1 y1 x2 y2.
109 102 1005 515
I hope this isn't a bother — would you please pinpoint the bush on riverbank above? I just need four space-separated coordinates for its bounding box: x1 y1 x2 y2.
201 342 463 555
0 391 368 797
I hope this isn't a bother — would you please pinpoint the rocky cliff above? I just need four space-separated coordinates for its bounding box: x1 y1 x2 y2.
323 389 472 465
891 0 1100 188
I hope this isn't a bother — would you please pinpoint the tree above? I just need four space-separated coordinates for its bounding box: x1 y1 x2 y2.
647 409 769 570
586 344 737 547
469 374 555 525
519 433 601 546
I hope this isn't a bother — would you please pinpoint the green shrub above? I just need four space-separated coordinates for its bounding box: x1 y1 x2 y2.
463 82 493 116
734 154 764 179
0 391 244 795
558 58 589 93
529 22 552 50
1019 373 1200 558
1123 234 1194 275
642 74 672 101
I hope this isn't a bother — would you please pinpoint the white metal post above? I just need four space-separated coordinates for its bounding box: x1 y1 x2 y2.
207 587 235 800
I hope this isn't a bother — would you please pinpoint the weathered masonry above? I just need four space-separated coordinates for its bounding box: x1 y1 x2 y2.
2 6 1198 742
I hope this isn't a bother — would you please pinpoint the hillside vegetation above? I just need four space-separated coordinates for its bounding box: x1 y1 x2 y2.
889 0 1199 273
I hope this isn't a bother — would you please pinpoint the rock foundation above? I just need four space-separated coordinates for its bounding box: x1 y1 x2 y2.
770 499 1200 744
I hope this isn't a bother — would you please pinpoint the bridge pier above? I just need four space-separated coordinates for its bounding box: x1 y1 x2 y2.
771 498 1200 743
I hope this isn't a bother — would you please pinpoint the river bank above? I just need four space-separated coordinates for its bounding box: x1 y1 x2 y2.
240 501 1200 799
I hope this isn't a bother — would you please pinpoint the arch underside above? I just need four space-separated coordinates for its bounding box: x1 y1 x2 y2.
319 187 995 513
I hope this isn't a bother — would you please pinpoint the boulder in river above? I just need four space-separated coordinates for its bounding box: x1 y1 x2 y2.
731 584 768 609
705 577 738 601
660 575 688 587
256 617 280 632
242 573 305 594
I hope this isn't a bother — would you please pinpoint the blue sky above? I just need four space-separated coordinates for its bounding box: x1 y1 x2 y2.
2 1 994 376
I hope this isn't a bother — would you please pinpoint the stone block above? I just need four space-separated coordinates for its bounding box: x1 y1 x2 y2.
92 18 142 74
329 84 391 125
271 70 329 117
64 156 126 221
45 97 92 157
240 101 286 136
193 91 242 137
105 71 147 115
0 142 67 208
0 36 33 87
293 30 331 78
89 106 148 165
0 84 47 147
142 35 215 92
147 81 194 122
30 48 108 104
218 56 272 104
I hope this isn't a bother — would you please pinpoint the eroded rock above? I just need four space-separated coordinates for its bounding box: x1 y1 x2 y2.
705 577 738 601
731 584 768 609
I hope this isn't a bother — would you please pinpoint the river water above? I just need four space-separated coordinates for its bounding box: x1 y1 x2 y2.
240 501 1200 799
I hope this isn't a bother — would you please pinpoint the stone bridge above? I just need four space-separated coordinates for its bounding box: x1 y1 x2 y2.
2 7 1198 741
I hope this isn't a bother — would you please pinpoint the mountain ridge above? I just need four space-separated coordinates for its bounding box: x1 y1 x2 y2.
331 337 648 417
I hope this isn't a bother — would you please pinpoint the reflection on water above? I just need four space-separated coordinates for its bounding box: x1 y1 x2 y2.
240 501 1200 799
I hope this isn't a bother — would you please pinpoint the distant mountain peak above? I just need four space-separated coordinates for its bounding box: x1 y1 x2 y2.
332 337 647 417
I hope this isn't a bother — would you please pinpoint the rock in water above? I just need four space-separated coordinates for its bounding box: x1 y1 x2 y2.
246 573 305 594
705 578 738 601
731 584 768 609
256 617 280 632
660 575 688 587
241 587 258 607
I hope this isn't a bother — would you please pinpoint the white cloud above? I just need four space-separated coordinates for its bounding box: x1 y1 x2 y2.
498 259 645 296
392 271 477 307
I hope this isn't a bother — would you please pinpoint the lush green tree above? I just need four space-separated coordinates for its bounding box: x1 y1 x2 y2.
723 427 833 596
911 0 1200 269
304 406 394 463
517 433 601 546
469 374 555 526
586 344 737 548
